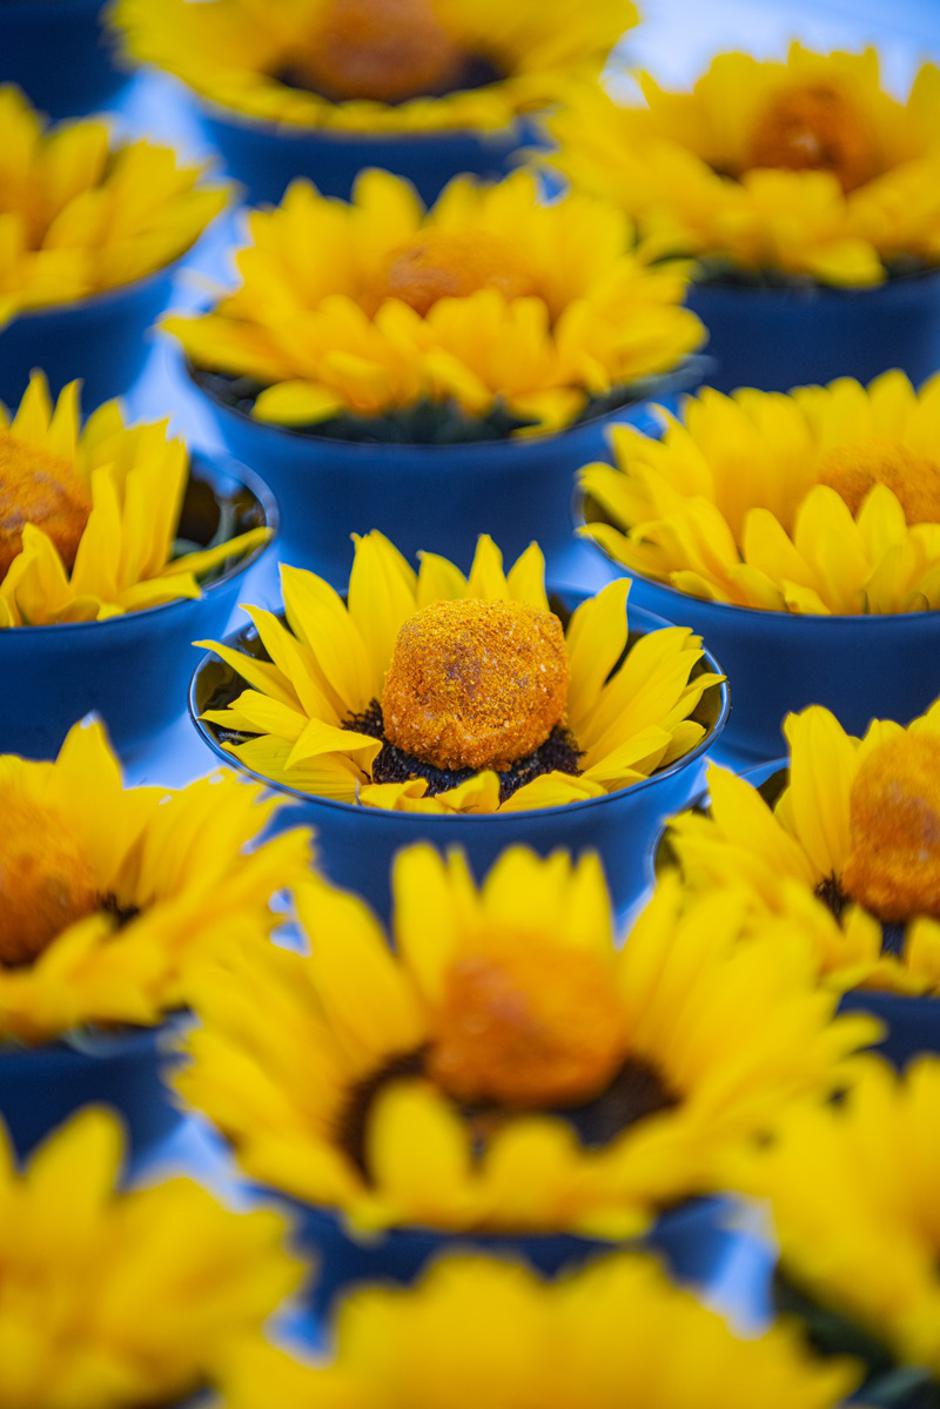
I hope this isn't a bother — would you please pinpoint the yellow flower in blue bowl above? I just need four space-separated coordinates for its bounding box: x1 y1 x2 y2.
659 701 940 1067
176 843 876 1316
0 371 275 758
217 1251 861 1409
111 0 638 205
0 716 312 1160
0 1107 302 1409
166 168 705 586
547 44 940 391
579 372 940 761
0 86 229 408
731 1056 940 1407
189 530 727 917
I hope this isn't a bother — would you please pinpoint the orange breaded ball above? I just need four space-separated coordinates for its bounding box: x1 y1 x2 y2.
372 231 537 318
747 82 877 193
0 794 99 967
0 429 90 581
840 733 940 922
292 0 464 104
381 598 569 772
429 941 627 1108
818 441 940 524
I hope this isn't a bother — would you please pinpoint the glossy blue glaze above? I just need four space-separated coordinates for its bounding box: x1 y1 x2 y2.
0 456 277 761
0 266 176 411
189 597 729 922
687 271 940 393
0 0 127 117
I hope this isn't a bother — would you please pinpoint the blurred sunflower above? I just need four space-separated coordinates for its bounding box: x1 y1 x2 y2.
0 1107 301 1409
0 716 312 1045
0 85 228 324
0 371 271 626
199 530 721 813
177 846 875 1237
165 168 704 440
111 0 637 135
581 372 940 615
218 1252 860 1409
733 1057 940 1401
548 43 940 287
665 702 940 997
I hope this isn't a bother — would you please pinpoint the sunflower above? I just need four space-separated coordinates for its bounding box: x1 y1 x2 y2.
581 372 940 616
0 716 312 1045
164 168 704 440
198 530 721 813
218 1251 860 1409
548 43 940 288
0 1106 301 1409
665 701 940 998
732 1057 940 1400
111 0 636 136
177 845 876 1238
0 85 228 324
0 371 272 627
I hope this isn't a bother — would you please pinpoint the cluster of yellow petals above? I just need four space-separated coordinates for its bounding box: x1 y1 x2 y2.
581 371 940 615
549 44 940 286
0 86 227 324
165 169 703 436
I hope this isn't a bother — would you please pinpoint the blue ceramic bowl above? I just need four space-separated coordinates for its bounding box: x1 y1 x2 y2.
686 270 940 393
0 263 181 411
189 593 729 922
0 1021 183 1163
195 96 539 205
653 761 940 1068
186 361 702 589
268 1192 744 1320
0 0 127 117
0 455 276 761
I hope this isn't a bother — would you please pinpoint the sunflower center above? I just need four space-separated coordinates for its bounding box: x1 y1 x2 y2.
372 231 536 318
746 82 878 192
0 793 98 967
817 440 940 524
0 428 90 581
381 598 569 772
840 734 940 923
288 0 466 104
428 941 628 1108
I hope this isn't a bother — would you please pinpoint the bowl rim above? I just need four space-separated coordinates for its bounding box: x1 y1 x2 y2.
0 1018 178 1069
0 452 277 638
188 592 731 824
687 263 940 302
3 247 188 329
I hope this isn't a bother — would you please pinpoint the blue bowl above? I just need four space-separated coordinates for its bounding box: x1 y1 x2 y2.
0 455 276 761
0 0 127 117
653 761 940 1069
189 593 729 923
266 1190 744 1320
686 270 940 393
187 363 701 589
0 263 180 411
0 1022 183 1164
196 97 538 206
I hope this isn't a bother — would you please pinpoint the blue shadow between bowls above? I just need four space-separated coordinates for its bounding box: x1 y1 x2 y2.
0 264 178 411
0 455 277 762
651 759 940 1068
0 1023 183 1164
189 595 729 923
686 270 940 393
196 100 539 205
188 362 700 590
0 0 127 118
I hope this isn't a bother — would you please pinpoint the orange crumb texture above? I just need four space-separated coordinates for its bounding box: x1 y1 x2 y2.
841 733 940 922
818 441 940 523
382 598 569 771
0 795 98 967
0 430 90 580
747 82 877 192
370 231 537 317
292 0 465 104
